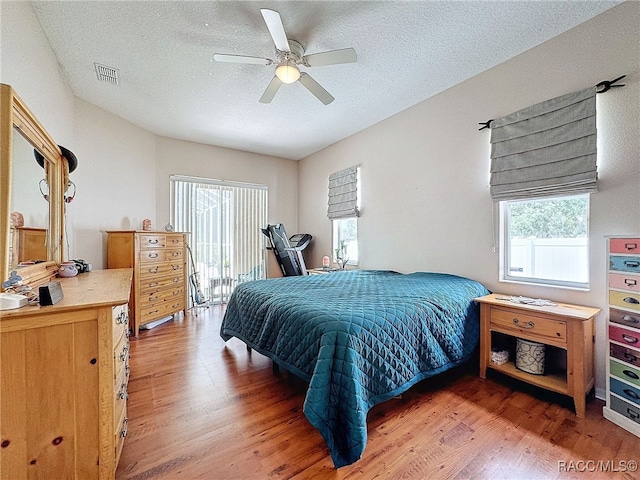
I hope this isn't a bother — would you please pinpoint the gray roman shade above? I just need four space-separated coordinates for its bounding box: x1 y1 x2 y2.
327 165 358 219
490 87 597 201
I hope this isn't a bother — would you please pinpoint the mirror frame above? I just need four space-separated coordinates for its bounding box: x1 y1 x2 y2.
1 83 65 281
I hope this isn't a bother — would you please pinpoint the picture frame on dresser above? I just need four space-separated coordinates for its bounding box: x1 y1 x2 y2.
603 235 640 437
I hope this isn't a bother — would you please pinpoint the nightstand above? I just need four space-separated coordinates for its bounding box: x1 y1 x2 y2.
476 293 600 418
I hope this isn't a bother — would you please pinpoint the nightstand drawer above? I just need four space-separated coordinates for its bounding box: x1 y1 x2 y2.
610 256 640 274
490 307 567 342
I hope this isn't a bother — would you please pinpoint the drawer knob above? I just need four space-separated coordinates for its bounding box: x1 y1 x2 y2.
623 369 640 380
622 315 640 324
624 260 640 268
148 253 159 259
148 239 159 245
623 297 639 305
625 243 638 251
623 388 640 400
625 352 639 363
120 418 129 438
629 408 640 420
622 334 639 344
513 318 534 329
149 267 159 273
625 278 638 287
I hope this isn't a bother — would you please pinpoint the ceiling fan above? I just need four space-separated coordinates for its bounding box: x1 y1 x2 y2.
213 9 357 105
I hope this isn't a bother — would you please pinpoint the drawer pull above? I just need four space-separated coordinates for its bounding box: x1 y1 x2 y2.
147 239 159 245
173 278 180 283
623 388 640 400
622 334 639 344
624 352 639 363
148 253 159 259
172 265 180 270
148 282 159 287
172 252 181 257
148 267 159 274
623 370 640 380
625 278 638 287
624 260 640 268
623 297 640 305
625 243 638 251
120 418 128 438
149 295 159 302
513 318 534 329
171 239 180 244
622 314 640 324
629 408 640 419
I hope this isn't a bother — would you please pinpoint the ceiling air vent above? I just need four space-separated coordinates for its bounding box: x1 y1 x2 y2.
94 63 119 85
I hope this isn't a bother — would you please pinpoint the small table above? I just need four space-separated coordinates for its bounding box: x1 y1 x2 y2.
475 293 600 418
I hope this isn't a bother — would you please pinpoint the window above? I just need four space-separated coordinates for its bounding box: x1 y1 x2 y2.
333 217 358 265
501 194 589 289
171 175 268 304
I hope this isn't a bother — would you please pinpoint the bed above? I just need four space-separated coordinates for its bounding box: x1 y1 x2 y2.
219 269 489 467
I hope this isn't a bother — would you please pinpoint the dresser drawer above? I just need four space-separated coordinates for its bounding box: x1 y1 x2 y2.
114 333 129 380
610 255 640 274
610 377 640 406
140 274 184 295
611 343 640 368
610 325 640 347
609 273 640 293
140 234 166 248
164 248 184 261
610 308 640 329
114 409 128 464
610 359 640 388
166 234 184 248
140 300 183 324
490 306 567 342
112 304 129 343
610 396 640 425
139 262 183 280
609 290 640 311
610 238 640 254
140 249 165 263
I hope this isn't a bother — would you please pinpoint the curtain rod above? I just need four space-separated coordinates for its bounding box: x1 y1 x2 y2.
478 74 626 131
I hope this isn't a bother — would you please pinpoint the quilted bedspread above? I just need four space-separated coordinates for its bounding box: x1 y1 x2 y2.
220 270 489 467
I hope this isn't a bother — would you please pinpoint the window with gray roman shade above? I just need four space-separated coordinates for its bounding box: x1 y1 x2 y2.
327 165 359 220
489 87 597 201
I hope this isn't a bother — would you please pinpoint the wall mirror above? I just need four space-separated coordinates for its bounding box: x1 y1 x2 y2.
1 83 65 285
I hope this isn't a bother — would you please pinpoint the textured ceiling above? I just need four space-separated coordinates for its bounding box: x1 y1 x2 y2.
30 1 621 160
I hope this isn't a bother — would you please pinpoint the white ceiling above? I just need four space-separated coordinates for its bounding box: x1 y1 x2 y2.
30 1 621 160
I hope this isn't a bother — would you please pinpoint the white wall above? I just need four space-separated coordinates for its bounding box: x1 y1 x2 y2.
299 1 640 396
154 136 298 231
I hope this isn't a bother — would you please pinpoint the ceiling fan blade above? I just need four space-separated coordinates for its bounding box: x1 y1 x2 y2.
259 76 283 104
298 73 334 105
260 9 290 52
303 48 357 67
213 54 272 65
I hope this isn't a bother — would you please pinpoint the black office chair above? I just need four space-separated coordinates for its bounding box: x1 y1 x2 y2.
262 224 311 276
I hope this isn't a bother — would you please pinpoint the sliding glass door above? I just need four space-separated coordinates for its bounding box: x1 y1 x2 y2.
171 175 268 305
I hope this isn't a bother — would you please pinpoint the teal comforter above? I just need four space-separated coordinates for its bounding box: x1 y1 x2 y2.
220 270 489 467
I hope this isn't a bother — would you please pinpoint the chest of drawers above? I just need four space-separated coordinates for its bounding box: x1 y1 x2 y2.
603 236 640 437
107 231 188 336
0 269 132 479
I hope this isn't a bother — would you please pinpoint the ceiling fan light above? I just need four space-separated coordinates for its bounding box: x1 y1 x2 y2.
275 62 300 84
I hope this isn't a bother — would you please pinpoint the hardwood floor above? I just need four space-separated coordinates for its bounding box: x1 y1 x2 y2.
116 306 639 480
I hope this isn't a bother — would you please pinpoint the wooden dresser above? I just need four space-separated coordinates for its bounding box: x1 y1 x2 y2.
477 293 600 418
603 236 640 437
106 231 187 336
0 269 132 480
9 226 47 267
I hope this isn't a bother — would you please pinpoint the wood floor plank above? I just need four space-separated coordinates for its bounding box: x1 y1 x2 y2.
116 306 640 479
